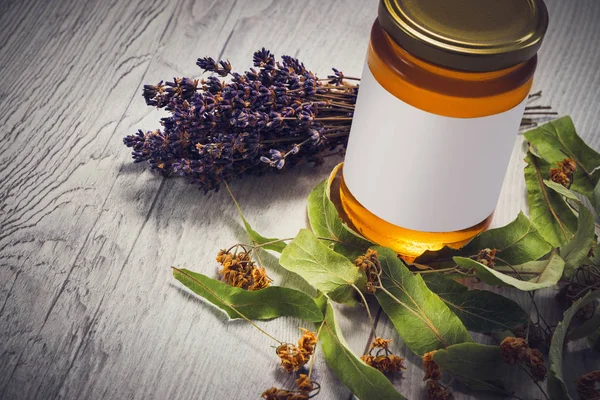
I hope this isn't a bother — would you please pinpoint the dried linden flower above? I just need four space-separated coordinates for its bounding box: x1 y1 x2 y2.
216 248 272 291
423 351 442 381
500 337 530 364
476 248 497 267
261 387 308 400
549 157 577 188
527 348 547 382
370 337 392 351
500 337 547 381
276 328 318 373
249 267 271 291
558 157 577 175
426 380 453 400
550 168 571 188
276 343 307 373
355 249 381 294
298 328 318 356
577 371 600 400
361 337 406 375
261 374 319 399
295 374 313 392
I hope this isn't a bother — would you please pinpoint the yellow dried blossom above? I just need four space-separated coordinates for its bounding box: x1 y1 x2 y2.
500 337 530 364
426 380 453 400
216 248 271 291
577 371 600 400
423 351 442 381
550 168 571 188
276 343 307 373
558 158 577 175
371 337 392 350
500 337 547 381
248 267 272 291
295 374 313 392
298 328 318 356
276 328 318 373
355 249 381 294
361 337 405 375
476 248 497 267
261 387 308 400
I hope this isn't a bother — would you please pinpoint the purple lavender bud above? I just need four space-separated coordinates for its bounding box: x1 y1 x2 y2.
299 111 313 122
245 68 259 81
197 57 219 72
327 68 345 86
282 107 295 117
281 55 306 74
126 48 356 193
123 129 146 147
269 149 284 160
253 48 275 69
218 60 232 77
205 76 223 93
310 129 321 142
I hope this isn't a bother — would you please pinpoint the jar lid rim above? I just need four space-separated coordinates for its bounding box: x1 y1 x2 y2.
378 0 549 72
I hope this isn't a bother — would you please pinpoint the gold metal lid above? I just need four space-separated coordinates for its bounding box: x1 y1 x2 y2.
378 0 549 72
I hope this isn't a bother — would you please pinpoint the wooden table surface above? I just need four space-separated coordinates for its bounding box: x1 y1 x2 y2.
1 1 599 399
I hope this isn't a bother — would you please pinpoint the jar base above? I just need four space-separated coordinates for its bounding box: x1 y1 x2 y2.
339 178 492 260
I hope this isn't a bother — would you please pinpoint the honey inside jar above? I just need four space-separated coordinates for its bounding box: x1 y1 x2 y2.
340 0 548 258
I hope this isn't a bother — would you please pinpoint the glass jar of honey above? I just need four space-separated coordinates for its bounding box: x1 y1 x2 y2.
340 0 548 258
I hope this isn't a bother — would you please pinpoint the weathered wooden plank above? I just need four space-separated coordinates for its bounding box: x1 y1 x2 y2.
0 0 379 399
0 0 182 397
46 0 381 398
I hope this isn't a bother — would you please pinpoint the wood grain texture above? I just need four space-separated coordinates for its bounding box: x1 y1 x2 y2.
0 0 598 399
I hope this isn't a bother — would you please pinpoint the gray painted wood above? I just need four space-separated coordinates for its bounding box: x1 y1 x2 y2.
0 0 598 399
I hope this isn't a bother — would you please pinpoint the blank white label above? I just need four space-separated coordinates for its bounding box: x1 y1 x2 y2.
343 63 527 233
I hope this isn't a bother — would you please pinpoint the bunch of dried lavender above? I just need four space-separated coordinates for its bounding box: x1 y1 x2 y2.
123 49 357 192
124 48 555 193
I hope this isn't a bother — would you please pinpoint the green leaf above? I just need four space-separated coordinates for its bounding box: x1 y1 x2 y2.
172 268 323 322
433 343 510 382
423 274 529 334
454 252 564 291
548 291 600 400
594 180 600 217
464 212 554 265
449 377 508 394
560 205 596 278
374 246 472 356
525 151 578 247
525 116 600 206
544 179 581 202
567 311 600 342
319 301 406 400
415 213 552 267
588 327 600 352
228 186 286 253
432 343 510 394
279 229 365 305
307 164 372 261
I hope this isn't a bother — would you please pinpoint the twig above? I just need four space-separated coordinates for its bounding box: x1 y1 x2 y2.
352 284 376 339
308 319 326 379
